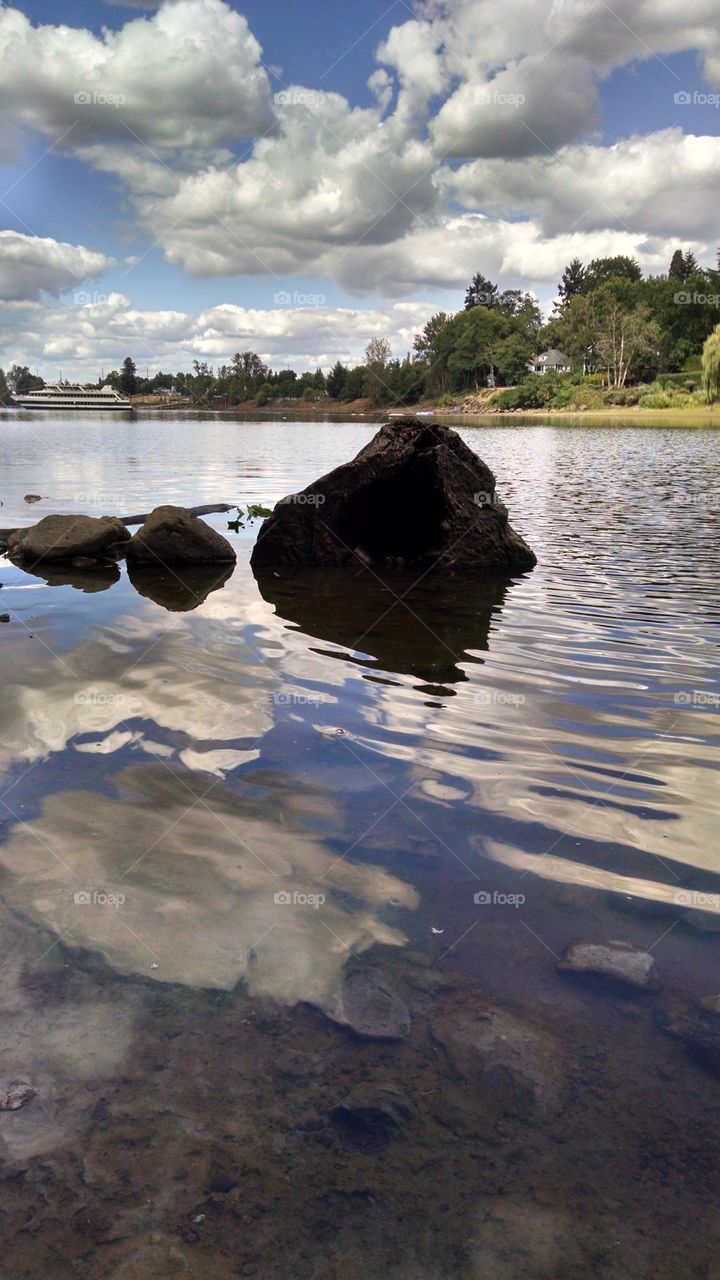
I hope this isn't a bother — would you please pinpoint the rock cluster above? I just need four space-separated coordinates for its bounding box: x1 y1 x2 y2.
5 505 235 570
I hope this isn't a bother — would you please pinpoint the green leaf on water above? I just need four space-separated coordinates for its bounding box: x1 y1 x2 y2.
227 502 272 532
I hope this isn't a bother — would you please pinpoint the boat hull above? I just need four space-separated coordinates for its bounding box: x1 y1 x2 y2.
11 402 133 411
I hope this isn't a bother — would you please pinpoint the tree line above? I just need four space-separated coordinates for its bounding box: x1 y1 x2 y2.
2 250 720 408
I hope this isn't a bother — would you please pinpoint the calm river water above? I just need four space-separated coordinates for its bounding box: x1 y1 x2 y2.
0 411 719 1279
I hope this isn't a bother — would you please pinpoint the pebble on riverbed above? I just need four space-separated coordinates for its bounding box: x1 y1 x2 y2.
557 940 658 990
330 1083 416 1136
1 1081 36 1111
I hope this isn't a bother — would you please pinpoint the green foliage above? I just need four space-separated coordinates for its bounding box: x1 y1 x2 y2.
605 387 642 406
227 503 273 532
581 256 642 290
118 356 138 396
702 325 720 404
491 373 563 410
340 366 366 401
326 360 348 399
638 392 672 409
7 365 46 395
491 373 609 412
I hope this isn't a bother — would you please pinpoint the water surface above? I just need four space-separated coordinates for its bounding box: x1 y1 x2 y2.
1 411 719 1279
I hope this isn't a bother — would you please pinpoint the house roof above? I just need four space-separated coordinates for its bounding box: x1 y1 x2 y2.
536 349 571 365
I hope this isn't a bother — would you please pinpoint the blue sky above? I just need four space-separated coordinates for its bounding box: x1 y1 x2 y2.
1 0 719 377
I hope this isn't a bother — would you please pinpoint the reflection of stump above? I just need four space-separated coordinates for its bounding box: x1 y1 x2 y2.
251 418 536 574
127 561 234 612
253 564 512 686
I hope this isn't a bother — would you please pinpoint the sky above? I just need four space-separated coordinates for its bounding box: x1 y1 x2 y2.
1 0 719 380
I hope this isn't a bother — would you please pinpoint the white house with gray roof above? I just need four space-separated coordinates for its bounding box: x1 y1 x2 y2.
529 349 572 375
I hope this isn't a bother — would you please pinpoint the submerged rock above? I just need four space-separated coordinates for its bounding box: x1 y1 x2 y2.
250 418 536 573
126 505 237 566
321 966 411 1040
431 1007 563 1121
656 995 720 1075
330 1083 415 1135
557 940 657 990
1 1081 35 1111
7 514 130 566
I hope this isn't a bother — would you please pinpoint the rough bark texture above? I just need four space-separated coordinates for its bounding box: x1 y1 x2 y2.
125 505 236 565
250 418 536 572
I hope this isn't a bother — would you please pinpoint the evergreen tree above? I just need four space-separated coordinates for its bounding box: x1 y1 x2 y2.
119 356 138 396
326 360 348 399
557 258 586 307
669 249 687 280
464 273 499 310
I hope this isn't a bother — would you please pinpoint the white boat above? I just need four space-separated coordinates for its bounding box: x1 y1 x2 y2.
11 384 133 411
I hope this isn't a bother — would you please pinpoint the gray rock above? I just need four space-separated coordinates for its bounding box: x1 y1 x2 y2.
24 494 42 503
1 1081 35 1111
323 967 411 1040
557 940 657 990
656 995 720 1074
251 418 536 573
681 909 720 935
7 514 130 565
126 505 236 566
330 1083 415 1135
431 1007 563 1121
